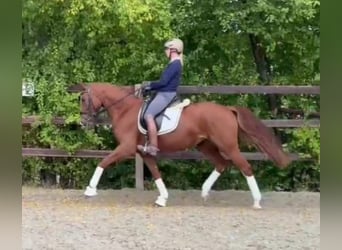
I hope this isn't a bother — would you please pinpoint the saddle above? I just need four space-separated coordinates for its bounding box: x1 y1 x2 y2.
137 94 191 135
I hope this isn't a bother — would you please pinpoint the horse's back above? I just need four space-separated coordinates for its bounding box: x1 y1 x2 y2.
184 101 237 119
180 101 239 132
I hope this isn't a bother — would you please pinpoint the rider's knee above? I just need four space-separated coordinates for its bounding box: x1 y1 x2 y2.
144 113 154 122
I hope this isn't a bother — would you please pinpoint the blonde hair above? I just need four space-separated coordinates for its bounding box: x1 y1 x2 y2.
170 53 183 66
179 53 184 66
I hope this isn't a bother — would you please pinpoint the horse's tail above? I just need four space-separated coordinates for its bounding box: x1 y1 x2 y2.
229 106 292 168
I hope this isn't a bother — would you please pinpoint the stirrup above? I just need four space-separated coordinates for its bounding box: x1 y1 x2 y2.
137 144 159 156
147 145 160 156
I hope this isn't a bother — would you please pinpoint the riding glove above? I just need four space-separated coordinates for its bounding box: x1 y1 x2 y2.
141 81 152 92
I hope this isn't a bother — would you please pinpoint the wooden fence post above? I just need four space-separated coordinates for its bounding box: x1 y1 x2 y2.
134 84 144 190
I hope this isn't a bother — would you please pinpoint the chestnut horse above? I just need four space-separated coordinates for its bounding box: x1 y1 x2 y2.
68 83 291 208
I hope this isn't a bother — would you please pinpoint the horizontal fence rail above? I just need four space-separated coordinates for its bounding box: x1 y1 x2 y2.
22 148 304 161
177 85 320 95
64 85 320 95
22 116 320 128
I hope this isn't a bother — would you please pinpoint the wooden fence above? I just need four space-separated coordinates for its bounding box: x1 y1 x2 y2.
22 85 320 189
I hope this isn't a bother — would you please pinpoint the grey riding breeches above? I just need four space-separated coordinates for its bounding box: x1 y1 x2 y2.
144 91 177 120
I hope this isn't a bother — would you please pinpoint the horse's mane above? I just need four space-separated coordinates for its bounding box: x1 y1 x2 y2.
105 84 141 102
119 85 135 94
67 82 138 100
95 83 135 94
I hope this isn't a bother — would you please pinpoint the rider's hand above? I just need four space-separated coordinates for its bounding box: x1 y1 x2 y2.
141 82 152 96
141 81 151 90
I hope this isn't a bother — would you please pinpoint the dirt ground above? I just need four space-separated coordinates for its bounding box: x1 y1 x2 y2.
22 187 320 250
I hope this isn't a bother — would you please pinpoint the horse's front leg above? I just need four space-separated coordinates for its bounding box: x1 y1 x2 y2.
84 144 134 197
142 155 168 207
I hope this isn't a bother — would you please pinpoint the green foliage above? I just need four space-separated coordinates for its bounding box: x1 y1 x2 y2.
22 0 319 191
288 128 320 163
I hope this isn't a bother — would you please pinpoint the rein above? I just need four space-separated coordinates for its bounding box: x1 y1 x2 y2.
98 86 142 115
82 85 143 123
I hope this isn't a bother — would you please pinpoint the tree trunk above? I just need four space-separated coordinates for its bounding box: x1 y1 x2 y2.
248 34 283 139
248 34 280 118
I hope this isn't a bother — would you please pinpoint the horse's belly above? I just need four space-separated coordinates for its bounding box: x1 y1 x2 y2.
157 130 206 152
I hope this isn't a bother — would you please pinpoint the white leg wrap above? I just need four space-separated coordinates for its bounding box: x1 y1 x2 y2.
245 175 262 209
201 170 221 198
84 166 104 197
89 166 104 188
155 178 168 207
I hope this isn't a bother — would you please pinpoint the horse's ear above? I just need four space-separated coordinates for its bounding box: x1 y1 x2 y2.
67 83 86 93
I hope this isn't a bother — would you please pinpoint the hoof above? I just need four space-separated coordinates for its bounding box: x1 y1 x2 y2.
252 201 262 209
155 196 167 207
84 186 97 197
201 192 209 201
201 188 209 198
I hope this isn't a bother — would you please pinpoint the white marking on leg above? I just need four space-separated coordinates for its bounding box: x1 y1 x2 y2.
84 166 104 197
245 175 262 209
155 178 168 207
201 169 221 199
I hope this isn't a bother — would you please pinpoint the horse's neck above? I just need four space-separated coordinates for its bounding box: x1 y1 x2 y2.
103 89 142 124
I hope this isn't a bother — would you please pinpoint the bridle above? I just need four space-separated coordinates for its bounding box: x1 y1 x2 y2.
79 87 96 124
80 86 143 126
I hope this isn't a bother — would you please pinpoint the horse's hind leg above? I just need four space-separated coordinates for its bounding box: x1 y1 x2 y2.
142 155 168 207
224 146 262 209
197 140 232 200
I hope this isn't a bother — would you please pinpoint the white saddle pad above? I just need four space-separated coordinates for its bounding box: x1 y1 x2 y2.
137 99 191 135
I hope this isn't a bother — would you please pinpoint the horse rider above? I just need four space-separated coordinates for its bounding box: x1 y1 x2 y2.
137 38 184 156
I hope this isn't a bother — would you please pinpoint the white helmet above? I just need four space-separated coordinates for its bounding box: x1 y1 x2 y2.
164 38 184 54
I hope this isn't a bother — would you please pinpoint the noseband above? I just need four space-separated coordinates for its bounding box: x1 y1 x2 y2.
80 87 99 125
